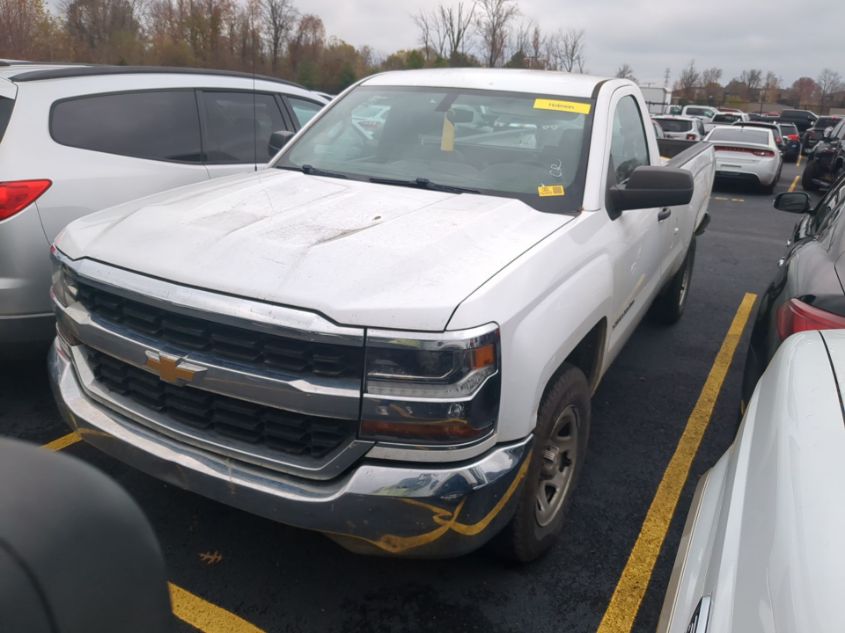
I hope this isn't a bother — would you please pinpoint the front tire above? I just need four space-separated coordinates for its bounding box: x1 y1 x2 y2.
493 364 591 562
650 237 696 325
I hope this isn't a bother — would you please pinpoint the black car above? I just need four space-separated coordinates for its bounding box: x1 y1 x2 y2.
802 118 845 191
777 122 802 162
778 108 819 133
741 174 845 407
801 115 842 154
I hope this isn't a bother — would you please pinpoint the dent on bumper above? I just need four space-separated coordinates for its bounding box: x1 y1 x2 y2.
48 341 533 558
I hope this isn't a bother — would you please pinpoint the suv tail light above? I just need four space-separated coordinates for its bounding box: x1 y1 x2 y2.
686 133 696 140
0 180 51 221
776 298 845 340
787 134 800 142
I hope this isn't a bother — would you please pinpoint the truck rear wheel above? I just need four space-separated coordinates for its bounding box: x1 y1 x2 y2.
650 237 696 325
493 363 590 562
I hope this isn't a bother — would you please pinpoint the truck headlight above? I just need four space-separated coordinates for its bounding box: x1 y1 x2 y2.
50 248 79 308
361 324 500 445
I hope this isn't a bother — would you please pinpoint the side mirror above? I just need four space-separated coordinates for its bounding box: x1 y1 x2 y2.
268 129 295 157
0 439 171 632
824 126 834 140
608 166 694 214
774 192 812 214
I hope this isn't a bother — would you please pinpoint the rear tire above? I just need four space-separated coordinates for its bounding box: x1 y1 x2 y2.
493 364 590 563
802 160 820 191
650 237 696 325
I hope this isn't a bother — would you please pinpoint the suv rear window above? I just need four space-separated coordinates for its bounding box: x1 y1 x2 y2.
655 119 691 132
0 97 13 143
51 90 202 162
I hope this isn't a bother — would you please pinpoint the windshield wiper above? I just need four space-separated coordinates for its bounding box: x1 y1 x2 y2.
369 176 480 195
278 164 349 179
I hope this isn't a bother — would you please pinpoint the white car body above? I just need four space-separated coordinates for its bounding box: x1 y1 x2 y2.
659 329 845 633
0 63 327 345
49 69 716 557
653 115 707 141
705 126 783 187
681 105 718 122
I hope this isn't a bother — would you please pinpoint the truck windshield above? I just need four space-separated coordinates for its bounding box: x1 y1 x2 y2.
274 85 595 213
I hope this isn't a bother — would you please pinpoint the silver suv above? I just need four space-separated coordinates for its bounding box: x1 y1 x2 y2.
0 62 326 346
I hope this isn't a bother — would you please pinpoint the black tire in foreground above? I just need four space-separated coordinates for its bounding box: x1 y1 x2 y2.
493 363 591 562
650 237 696 325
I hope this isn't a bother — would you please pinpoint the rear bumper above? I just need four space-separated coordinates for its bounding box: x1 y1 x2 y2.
49 340 532 558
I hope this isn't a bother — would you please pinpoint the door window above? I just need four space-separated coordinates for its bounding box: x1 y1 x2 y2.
609 95 650 184
51 90 202 162
288 97 322 128
200 91 288 163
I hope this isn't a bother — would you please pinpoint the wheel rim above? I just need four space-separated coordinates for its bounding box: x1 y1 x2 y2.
678 257 692 308
535 405 579 527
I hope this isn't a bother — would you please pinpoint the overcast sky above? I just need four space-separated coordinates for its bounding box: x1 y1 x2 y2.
302 0 842 87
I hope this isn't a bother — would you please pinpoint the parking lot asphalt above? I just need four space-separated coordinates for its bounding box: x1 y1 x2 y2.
1 160 812 633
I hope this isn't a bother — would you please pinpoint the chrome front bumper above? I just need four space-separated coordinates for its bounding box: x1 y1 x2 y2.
49 340 532 558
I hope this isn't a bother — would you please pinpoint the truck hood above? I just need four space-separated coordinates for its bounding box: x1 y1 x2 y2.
57 169 572 330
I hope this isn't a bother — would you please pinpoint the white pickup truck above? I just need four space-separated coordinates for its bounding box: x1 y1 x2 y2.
49 69 714 561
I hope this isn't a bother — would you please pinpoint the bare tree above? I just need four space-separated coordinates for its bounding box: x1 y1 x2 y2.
739 68 762 92
476 0 518 67
414 9 445 61
701 67 721 86
546 28 585 73
676 59 699 100
263 0 296 72
818 67 842 111
762 71 780 103
439 2 475 61
615 63 635 82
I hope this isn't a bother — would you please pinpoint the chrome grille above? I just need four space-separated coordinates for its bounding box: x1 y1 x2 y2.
77 283 363 378
88 349 355 458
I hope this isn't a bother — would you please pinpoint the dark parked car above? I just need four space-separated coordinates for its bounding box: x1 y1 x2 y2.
778 108 819 133
802 118 845 191
778 122 802 162
801 115 842 154
742 174 845 407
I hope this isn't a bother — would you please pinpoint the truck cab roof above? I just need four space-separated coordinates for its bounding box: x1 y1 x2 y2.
362 68 620 99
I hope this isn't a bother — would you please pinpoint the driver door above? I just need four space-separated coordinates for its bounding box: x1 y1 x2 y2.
604 92 675 351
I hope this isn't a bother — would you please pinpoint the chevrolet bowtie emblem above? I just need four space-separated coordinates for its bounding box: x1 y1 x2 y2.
144 351 205 385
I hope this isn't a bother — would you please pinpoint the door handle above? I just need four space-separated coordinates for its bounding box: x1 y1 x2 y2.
657 208 672 222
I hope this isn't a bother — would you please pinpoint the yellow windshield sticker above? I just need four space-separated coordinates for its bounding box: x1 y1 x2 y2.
533 99 591 115
538 185 565 197
441 116 455 152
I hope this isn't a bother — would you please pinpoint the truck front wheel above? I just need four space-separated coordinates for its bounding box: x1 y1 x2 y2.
650 237 696 325
493 363 591 562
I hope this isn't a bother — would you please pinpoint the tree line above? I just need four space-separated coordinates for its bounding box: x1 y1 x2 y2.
1 0 842 111
665 60 844 112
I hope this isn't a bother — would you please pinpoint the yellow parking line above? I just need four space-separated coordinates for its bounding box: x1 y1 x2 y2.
170 583 265 633
595 292 757 633
788 175 800 192
43 431 81 451
796 153 803 168
42 435 266 633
